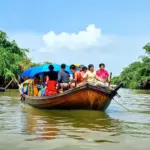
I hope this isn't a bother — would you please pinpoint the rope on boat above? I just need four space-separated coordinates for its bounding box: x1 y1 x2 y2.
112 98 131 112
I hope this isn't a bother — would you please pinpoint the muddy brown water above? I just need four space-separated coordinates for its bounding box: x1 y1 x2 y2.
0 89 150 150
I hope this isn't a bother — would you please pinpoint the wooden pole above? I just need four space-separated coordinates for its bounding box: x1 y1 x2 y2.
14 79 21 88
109 72 112 86
4 79 13 90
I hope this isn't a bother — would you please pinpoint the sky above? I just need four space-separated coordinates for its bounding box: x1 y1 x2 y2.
0 0 150 76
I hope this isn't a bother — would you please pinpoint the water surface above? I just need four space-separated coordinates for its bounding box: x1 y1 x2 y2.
0 89 150 150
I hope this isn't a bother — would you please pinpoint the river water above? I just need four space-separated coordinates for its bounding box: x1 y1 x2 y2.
0 89 150 150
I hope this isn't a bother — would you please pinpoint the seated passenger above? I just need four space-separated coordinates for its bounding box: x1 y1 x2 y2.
22 83 28 95
79 66 88 84
33 75 41 96
83 64 104 86
45 65 58 96
37 83 46 96
78 65 84 72
21 78 34 96
57 64 70 93
70 64 83 88
96 63 110 86
45 65 58 82
81 66 87 78
20 75 41 96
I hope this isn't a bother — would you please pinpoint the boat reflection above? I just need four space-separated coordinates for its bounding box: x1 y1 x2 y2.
23 108 58 140
22 107 121 141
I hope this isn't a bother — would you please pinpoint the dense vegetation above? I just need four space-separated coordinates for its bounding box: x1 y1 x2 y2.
0 30 149 89
0 30 51 87
111 43 150 89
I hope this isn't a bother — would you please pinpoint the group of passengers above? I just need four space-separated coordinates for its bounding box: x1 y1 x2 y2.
21 63 111 96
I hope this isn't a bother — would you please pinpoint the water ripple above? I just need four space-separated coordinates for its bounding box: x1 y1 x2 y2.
0 89 150 149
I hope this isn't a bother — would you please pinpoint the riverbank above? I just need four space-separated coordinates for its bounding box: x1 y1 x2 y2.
111 43 150 90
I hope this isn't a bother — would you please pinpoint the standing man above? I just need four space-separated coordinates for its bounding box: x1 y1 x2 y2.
96 63 110 86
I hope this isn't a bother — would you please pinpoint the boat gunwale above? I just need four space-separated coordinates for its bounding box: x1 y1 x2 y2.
24 83 114 100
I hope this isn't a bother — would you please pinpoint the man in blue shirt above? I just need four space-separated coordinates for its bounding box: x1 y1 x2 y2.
57 64 70 93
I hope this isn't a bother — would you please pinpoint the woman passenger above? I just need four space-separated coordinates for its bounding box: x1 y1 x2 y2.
81 66 87 78
21 77 34 96
45 65 58 96
83 64 104 86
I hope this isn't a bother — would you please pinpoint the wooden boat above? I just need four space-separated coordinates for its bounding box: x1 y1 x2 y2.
20 83 122 111
0 87 5 92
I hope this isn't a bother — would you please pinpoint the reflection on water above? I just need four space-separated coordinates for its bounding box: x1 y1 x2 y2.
22 108 120 141
0 89 150 150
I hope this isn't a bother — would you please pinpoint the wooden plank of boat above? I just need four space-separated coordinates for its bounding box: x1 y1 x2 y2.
21 83 123 111
0 87 5 92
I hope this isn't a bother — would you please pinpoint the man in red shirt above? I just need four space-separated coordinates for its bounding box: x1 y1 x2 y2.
96 63 110 85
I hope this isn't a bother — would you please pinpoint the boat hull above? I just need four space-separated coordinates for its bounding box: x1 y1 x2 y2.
21 83 122 111
0 87 5 92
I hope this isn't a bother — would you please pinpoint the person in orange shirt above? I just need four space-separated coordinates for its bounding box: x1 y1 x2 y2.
70 64 83 88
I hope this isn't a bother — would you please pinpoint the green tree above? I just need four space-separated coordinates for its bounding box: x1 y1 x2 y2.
143 43 150 55
0 30 28 80
111 43 150 89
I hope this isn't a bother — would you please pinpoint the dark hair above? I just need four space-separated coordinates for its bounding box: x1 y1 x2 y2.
99 63 105 67
70 64 76 70
82 66 87 71
79 65 84 69
61 64 66 69
49 64 54 71
88 64 94 70
34 74 40 80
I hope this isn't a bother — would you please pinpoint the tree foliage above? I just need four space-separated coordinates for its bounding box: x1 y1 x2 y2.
0 30 39 80
143 43 150 55
111 43 150 89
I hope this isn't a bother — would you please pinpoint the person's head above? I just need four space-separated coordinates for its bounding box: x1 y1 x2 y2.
34 74 40 80
48 64 54 71
26 76 29 80
70 64 76 73
79 65 84 71
61 64 66 70
99 63 105 70
82 66 87 73
88 64 94 72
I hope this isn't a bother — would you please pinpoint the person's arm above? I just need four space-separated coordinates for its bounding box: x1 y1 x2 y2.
83 71 88 79
73 72 78 82
46 76 49 82
22 80 29 84
45 76 49 87
57 72 62 82
68 73 71 81
95 71 104 82
80 72 84 78
95 74 104 82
